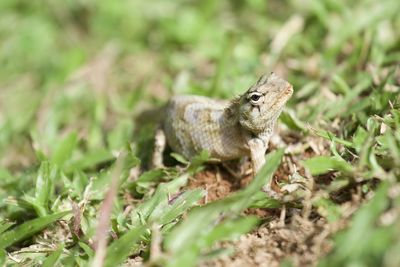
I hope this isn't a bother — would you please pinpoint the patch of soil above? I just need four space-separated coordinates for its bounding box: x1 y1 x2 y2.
186 149 312 204
200 215 333 267
186 166 241 203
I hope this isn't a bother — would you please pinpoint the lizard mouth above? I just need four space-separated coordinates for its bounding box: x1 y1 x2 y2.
270 85 293 109
282 85 294 98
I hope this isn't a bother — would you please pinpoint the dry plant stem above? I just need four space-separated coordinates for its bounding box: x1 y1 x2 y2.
72 201 82 237
279 205 286 227
91 153 125 267
149 224 163 263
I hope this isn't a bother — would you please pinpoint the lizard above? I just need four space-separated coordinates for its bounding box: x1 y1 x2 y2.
151 72 293 190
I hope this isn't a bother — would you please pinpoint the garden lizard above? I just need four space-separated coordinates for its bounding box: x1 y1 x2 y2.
152 73 293 181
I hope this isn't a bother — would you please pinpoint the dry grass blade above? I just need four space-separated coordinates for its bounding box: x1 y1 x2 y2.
91 153 124 267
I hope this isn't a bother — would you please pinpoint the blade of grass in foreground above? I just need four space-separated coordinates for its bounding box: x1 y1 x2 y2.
0 249 5 266
308 126 354 148
303 156 354 176
0 211 70 249
42 244 64 267
198 216 259 250
0 222 14 235
51 132 78 167
103 225 147 267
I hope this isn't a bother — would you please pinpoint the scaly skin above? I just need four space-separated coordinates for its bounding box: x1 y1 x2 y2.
152 73 293 178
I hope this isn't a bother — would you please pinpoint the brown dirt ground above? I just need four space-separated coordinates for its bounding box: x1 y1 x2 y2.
199 215 333 267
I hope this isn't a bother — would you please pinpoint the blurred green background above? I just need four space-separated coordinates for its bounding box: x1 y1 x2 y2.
0 0 399 165
0 0 399 266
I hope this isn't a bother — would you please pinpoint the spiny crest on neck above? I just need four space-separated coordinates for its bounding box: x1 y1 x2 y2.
224 95 241 121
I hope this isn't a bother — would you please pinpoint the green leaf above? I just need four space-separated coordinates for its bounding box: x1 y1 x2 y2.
0 222 14 235
248 191 281 209
42 244 64 267
128 168 166 194
313 198 342 222
0 249 5 266
352 126 368 152
378 130 400 163
303 156 354 176
199 216 259 249
0 168 14 187
280 109 308 132
23 161 59 217
67 148 114 171
168 216 259 267
310 127 354 148
78 241 94 259
157 189 206 225
103 225 147 267
170 153 189 165
52 132 78 167
326 77 371 119
35 161 58 216
130 174 198 228
187 150 210 174
0 211 70 249
332 74 350 94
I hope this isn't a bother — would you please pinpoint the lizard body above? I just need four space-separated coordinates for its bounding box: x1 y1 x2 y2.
152 73 293 176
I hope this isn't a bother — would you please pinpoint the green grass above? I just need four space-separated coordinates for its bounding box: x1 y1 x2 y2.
0 0 399 266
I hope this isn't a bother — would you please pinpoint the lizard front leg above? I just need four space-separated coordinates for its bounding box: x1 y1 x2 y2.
248 138 267 175
248 137 279 198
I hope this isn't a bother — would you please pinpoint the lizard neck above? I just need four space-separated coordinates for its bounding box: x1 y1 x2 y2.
223 98 241 124
224 99 277 135
259 121 275 141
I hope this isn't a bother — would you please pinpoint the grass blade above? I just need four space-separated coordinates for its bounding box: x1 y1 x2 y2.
0 211 70 249
103 225 147 267
0 222 14 235
303 156 354 176
52 132 78 167
42 244 64 267
167 216 259 267
0 249 5 266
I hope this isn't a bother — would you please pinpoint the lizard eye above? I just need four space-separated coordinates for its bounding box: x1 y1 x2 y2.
248 92 263 104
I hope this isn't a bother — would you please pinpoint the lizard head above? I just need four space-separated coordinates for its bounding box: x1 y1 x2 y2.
238 72 293 134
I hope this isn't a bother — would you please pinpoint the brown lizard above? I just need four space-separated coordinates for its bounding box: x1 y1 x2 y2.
152 72 293 183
